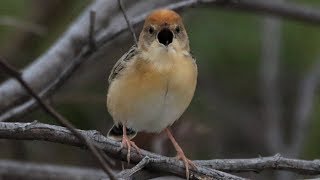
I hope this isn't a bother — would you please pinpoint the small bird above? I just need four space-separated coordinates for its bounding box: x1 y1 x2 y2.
106 9 197 179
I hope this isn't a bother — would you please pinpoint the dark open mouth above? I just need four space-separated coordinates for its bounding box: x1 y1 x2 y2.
157 28 173 46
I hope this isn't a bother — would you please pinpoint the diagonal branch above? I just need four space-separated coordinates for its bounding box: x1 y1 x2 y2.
1 122 320 177
118 0 138 45
0 58 117 180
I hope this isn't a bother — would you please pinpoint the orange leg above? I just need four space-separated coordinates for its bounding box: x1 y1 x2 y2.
121 125 140 163
165 128 196 179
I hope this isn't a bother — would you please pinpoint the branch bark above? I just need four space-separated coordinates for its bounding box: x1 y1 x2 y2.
1 122 320 178
196 154 320 175
2 0 320 121
0 159 107 180
0 159 183 180
0 121 244 180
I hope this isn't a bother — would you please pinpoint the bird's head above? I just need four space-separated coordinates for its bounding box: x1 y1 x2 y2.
138 9 189 53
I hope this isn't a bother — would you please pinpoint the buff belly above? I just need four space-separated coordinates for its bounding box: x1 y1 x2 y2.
107 58 197 133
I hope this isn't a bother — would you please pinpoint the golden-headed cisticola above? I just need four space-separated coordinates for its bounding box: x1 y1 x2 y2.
106 9 197 178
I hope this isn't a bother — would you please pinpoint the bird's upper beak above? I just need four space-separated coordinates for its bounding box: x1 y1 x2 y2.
157 28 173 47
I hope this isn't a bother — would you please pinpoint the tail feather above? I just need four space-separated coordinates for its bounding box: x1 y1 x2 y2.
107 124 137 141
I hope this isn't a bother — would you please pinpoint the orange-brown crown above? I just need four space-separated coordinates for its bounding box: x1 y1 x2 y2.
145 9 182 26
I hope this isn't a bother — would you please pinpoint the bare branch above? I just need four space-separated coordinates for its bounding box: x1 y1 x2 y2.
117 156 153 178
0 121 246 180
0 159 107 180
196 154 320 175
0 58 117 180
1 122 320 178
118 0 138 45
0 159 176 180
2 0 320 121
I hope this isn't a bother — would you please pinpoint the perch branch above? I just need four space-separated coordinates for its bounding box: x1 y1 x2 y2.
0 122 320 178
0 121 245 180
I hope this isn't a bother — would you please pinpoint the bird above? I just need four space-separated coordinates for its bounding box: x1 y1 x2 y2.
106 9 197 179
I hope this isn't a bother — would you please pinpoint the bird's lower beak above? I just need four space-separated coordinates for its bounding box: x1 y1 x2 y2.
157 28 173 46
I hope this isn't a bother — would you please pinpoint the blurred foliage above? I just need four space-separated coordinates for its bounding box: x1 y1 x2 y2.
0 1 320 179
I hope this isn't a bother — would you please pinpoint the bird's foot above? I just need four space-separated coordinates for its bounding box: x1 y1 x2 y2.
121 135 141 163
175 149 197 180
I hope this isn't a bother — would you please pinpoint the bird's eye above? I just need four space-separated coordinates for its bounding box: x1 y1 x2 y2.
175 26 180 33
148 27 154 34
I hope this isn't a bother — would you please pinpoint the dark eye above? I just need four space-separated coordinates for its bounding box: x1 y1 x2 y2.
148 26 154 34
175 26 180 33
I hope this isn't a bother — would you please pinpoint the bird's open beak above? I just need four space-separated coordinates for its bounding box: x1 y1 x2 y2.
157 28 173 46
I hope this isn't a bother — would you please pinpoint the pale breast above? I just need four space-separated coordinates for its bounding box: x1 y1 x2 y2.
107 54 197 133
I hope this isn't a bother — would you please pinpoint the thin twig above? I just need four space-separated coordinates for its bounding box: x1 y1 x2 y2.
0 58 117 180
117 156 152 178
118 0 137 45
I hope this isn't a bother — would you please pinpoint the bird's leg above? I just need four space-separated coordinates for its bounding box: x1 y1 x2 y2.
165 128 196 179
121 125 140 163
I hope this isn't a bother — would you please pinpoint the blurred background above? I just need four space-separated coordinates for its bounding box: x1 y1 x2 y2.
0 0 320 179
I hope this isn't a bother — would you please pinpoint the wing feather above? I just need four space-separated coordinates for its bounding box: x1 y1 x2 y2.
108 45 138 84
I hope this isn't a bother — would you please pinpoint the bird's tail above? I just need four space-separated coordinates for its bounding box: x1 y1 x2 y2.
107 124 137 141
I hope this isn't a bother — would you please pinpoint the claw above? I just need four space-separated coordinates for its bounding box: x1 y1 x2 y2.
121 136 141 163
176 150 197 179
121 125 141 163
166 128 197 180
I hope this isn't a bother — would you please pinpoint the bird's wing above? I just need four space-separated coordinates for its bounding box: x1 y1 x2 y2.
108 45 139 84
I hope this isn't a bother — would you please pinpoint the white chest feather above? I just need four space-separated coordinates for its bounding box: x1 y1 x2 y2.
126 82 189 132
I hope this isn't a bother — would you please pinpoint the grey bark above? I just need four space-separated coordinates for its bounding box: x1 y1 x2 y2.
1 122 320 178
